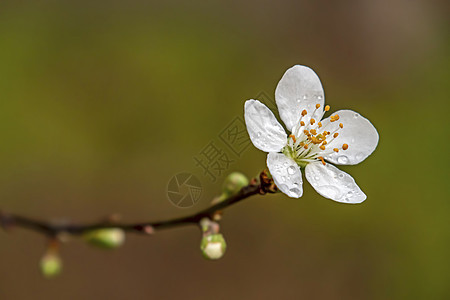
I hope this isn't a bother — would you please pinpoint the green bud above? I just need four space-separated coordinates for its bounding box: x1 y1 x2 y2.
222 172 249 197
200 233 227 260
40 253 62 278
83 228 125 249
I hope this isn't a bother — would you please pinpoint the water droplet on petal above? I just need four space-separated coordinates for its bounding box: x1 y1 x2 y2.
354 113 359 119
346 191 353 198
281 176 286 182
320 185 343 200
287 166 296 175
289 188 301 197
303 95 308 100
314 176 320 181
338 173 345 179
256 132 262 137
337 155 349 164
317 95 323 100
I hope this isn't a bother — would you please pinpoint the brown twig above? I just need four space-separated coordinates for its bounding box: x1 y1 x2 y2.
0 171 277 238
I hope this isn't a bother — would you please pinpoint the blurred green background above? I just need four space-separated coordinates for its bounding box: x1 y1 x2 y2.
0 1 449 299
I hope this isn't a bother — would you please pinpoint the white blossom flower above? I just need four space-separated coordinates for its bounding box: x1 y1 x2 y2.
244 65 379 203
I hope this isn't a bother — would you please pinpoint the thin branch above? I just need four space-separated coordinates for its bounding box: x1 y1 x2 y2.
0 171 277 238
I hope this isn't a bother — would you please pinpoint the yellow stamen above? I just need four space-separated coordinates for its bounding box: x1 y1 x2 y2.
310 118 315 125
339 123 343 128
318 156 326 165
333 133 339 138
311 136 320 144
342 144 348 150
300 121 305 126
320 145 326 150
289 134 296 143
303 144 308 149
322 141 328 145
324 105 330 112
318 122 322 128
310 129 317 135
315 104 320 109
333 148 339 152
301 110 307 116
330 114 340 122
303 130 310 136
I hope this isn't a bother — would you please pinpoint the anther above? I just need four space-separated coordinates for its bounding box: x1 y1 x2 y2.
324 105 330 112
315 104 320 109
318 156 326 165
310 129 317 135
322 141 328 145
301 110 307 116
342 144 348 150
320 145 326 150
300 121 305 126
310 118 315 125
311 136 320 144
303 145 308 149
333 133 339 138
303 130 310 136
339 123 343 128
289 134 296 143
333 148 339 152
318 122 322 128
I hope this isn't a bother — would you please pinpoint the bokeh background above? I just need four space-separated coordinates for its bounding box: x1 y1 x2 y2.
0 1 449 299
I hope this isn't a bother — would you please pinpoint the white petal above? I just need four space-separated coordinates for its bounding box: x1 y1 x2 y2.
244 100 287 152
267 152 303 198
275 65 325 132
305 162 366 203
321 110 379 165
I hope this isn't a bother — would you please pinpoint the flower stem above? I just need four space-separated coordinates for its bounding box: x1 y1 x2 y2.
0 171 277 238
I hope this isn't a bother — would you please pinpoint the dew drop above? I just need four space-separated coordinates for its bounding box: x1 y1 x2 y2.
296 98 302 103
303 94 308 100
289 188 301 197
281 176 286 182
314 176 320 181
354 113 359 119
346 191 353 198
256 132 262 137
338 173 345 179
287 166 296 175
317 95 323 100
337 155 349 164
320 185 342 200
